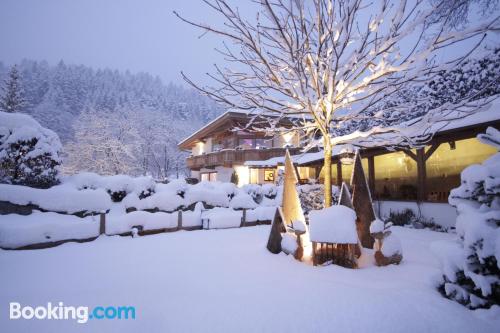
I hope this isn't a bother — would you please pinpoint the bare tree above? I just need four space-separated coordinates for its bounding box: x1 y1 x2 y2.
175 0 499 206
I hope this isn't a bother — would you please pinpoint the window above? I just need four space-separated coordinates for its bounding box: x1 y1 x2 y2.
200 172 217 182
255 138 271 149
238 138 254 149
250 168 260 184
264 169 275 182
374 151 418 200
425 138 496 202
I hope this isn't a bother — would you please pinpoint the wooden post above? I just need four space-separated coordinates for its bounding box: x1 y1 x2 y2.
99 212 106 235
368 156 375 197
416 148 427 201
240 209 246 227
177 210 183 230
312 241 317 266
336 161 342 186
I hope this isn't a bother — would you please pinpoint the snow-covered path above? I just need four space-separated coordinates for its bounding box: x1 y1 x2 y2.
0 226 498 332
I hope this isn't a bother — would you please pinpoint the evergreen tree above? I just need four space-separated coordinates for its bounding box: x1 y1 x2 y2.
0 65 26 113
436 127 500 309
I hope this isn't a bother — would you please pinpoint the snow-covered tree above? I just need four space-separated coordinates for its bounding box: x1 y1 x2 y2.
176 0 499 206
436 127 499 309
335 48 500 138
63 108 143 176
0 65 26 113
0 111 61 188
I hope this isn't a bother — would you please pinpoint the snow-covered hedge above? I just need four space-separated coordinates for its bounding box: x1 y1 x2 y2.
0 211 99 249
0 111 62 188
63 172 155 202
0 183 112 214
434 127 500 309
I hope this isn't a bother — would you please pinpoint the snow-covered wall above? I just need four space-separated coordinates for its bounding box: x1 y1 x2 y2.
373 200 457 228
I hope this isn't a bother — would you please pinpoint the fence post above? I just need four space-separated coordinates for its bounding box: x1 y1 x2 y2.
177 210 183 230
99 212 106 235
240 209 246 227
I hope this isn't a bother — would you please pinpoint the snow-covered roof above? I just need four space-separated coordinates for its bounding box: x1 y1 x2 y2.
245 100 500 167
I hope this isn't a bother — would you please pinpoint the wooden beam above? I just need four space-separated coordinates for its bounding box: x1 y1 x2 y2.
402 149 417 161
416 148 427 201
424 143 440 161
368 156 375 197
336 161 342 186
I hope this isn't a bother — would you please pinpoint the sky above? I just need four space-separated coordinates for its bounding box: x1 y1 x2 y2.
0 0 256 85
0 0 498 86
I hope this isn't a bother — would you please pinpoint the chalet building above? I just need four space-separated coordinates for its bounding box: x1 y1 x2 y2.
178 103 500 212
178 111 308 184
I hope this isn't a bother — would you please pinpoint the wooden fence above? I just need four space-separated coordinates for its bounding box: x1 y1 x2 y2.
0 204 273 250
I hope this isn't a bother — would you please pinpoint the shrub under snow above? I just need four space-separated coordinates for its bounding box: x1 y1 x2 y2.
0 111 61 188
435 127 500 309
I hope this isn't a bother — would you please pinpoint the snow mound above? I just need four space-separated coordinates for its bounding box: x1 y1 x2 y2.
370 219 385 234
106 211 178 235
281 233 298 254
0 211 99 248
185 181 231 207
381 234 402 257
0 183 112 214
229 192 258 209
201 208 242 229
309 205 358 244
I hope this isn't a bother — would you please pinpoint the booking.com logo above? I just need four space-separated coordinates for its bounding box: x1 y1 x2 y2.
9 302 136 324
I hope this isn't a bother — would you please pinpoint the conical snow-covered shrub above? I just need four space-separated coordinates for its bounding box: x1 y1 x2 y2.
0 111 61 188
435 127 499 309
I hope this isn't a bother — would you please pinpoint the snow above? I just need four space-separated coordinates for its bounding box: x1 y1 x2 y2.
0 226 498 332
106 211 178 235
201 207 242 229
281 233 298 254
292 219 307 232
309 205 358 244
63 172 155 196
184 181 232 207
381 234 403 257
370 218 385 234
229 192 258 209
0 183 112 214
0 211 99 248
0 111 62 160
246 206 277 222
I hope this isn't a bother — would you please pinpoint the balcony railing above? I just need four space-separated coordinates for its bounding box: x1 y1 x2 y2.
186 147 301 169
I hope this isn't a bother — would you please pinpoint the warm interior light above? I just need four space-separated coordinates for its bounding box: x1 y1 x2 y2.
234 165 249 187
282 132 295 147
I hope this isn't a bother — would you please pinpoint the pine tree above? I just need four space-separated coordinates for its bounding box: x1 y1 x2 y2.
0 65 26 113
437 127 500 309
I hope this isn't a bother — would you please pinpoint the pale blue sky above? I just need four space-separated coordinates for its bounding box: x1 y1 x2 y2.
0 0 498 85
0 0 255 84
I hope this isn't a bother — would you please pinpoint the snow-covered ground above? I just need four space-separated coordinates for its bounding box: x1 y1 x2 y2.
0 226 498 333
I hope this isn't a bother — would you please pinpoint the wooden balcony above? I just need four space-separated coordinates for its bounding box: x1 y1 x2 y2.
186 147 301 170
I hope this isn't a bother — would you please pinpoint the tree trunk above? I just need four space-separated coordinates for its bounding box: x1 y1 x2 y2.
323 140 333 207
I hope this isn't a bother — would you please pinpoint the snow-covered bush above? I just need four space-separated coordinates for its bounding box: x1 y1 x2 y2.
436 127 499 309
229 192 258 209
63 172 155 202
0 111 61 188
241 184 264 204
298 184 339 215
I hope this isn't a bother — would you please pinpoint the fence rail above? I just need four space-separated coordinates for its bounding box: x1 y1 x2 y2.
0 205 274 250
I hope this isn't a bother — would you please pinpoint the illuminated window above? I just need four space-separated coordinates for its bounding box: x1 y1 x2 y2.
374 151 418 200
200 172 217 182
425 138 496 202
264 169 275 182
250 168 260 184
